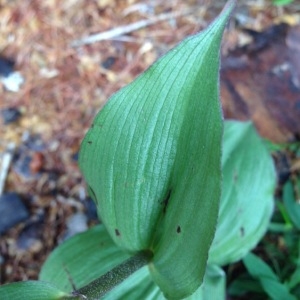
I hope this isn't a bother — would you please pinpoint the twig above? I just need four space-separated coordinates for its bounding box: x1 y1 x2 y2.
0 143 15 196
71 9 194 47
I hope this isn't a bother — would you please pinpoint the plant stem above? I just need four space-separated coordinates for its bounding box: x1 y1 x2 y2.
68 250 153 300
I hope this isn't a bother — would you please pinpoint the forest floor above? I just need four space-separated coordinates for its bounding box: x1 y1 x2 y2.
0 0 300 295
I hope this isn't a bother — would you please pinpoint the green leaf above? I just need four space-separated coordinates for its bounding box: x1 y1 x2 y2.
40 226 155 299
39 225 130 293
228 277 264 296
272 0 294 6
40 223 222 300
149 3 234 297
288 266 300 290
197 265 226 300
243 253 297 300
283 181 300 230
209 121 275 265
40 225 161 299
0 281 70 300
41 121 273 299
105 264 226 300
275 199 294 228
79 1 235 298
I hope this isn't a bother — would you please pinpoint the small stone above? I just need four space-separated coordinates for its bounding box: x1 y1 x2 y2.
63 212 88 241
84 197 98 222
22 134 46 151
101 56 116 69
0 57 14 77
13 154 39 180
16 221 43 252
0 71 24 92
0 57 24 92
72 152 79 161
12 135 46 180
1 107 21 124
0 193 29 234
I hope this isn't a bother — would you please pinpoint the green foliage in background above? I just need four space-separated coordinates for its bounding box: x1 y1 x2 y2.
78 2 235 298
272 0 294 6
0 281 69 300
228 142 300 299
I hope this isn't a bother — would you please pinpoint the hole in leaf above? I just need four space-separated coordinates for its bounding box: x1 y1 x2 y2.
177 226 181 234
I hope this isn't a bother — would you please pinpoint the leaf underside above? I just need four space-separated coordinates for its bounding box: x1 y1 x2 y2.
79 2 235 298
209 121 275 266
41 120 276 300
0 281 68 300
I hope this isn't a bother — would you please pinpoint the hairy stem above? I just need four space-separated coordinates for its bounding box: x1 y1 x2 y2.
67 250 153 300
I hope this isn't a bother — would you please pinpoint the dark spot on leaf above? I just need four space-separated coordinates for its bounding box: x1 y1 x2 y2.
162 189 172 215
177 226 181 234
115 229 121 236
87 141 92 145
240 227 244 237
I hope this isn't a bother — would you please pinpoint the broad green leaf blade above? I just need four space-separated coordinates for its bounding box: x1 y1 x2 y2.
283 181 300 230
228 277 264 296
40 224 162 299
102 267 163 300
105 264 226 300
288 266 300 290
149 3 235 297
196 265 226 300
0 281 69 300
209 121 275 266
273 0 294 6
39 225 130 293
42 121 272 299
111 267 227 300
79 2 235 297
40 223 225 300
243 253 297 300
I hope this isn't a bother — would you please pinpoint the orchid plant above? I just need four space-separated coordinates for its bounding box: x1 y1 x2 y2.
0 1 276 299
